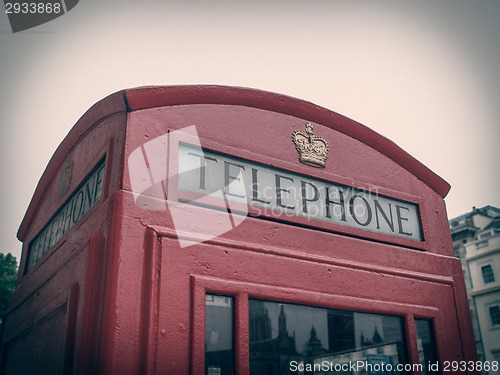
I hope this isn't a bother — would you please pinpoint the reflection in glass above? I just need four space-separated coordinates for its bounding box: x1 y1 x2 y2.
249 299 408 375
205 294 233 375
415 319 439 375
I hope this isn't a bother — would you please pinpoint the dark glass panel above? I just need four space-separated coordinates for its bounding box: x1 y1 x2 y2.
249 299 408 375
206 294 234 375
415 319 439 375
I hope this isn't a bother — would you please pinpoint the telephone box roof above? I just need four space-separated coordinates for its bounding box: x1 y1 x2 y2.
18 85 450 240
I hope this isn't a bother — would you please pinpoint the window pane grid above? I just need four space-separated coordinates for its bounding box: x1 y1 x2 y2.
481 264 495 284
490 305 500 326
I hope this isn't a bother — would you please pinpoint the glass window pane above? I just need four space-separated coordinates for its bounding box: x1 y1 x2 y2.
481 264 495 284
415 319 439 375
205 294 234 375
249 299 408 375
489 305 500 326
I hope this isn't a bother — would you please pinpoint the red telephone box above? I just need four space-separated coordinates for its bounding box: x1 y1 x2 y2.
1 86 477 374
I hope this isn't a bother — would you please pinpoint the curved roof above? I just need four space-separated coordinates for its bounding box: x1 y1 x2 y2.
18 85 450 240
125 85 450 197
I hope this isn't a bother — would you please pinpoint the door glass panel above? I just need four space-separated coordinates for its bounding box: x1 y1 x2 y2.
415 319 439 375
205 294 234 375
249 299 408 375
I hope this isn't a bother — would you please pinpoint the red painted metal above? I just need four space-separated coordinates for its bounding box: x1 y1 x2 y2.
2 86 476 375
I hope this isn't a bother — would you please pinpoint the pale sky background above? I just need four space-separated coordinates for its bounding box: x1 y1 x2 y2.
1 0 499 261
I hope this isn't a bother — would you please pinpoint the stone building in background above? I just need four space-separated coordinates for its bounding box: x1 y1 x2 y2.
450 205 500 368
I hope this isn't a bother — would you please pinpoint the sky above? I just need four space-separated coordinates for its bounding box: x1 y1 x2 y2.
1 0 499 261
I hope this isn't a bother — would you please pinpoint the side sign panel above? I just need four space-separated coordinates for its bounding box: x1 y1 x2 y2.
27 159 105 271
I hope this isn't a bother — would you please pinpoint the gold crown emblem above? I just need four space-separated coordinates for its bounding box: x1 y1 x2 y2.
291 122 329 168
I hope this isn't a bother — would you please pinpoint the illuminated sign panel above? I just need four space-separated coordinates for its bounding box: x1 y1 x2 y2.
178 144 423 242
27 159 105 271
